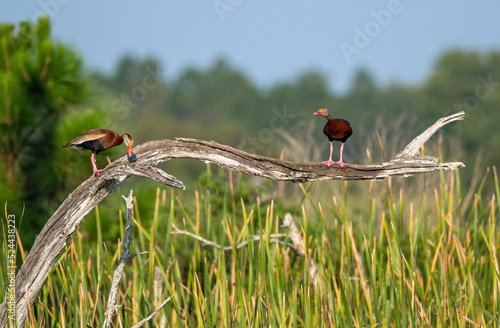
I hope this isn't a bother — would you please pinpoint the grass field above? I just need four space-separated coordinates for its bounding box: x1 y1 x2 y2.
2 164 500 327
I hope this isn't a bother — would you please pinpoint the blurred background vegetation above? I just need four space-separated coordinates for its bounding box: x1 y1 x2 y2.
1 17 499 248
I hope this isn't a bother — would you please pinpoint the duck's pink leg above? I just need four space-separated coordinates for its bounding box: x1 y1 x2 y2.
335 143 349 167
91 153 105 176
322 142 336 166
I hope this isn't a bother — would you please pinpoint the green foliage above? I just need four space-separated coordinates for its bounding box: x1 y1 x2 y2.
170 58 262 122
417 50 500 182
267 71 335 115
0 17 88 246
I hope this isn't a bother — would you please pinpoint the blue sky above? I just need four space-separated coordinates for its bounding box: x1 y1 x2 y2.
2 1 500 93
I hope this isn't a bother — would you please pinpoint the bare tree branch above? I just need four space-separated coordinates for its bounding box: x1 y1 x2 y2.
103 190 143 328
282 213 319 286
396 111 465 159
0 111 465 327
1 164 184 328
102 193 170 328
130 296 174 328
124 111 464 182
171 223 300 254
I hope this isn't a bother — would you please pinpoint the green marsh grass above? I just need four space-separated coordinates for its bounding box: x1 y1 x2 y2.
2 164 500 327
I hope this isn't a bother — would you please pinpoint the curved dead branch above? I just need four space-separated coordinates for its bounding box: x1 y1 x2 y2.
124 111 465 181
0 111 465 327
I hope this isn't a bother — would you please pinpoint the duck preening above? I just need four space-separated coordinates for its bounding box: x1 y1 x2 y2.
63 129 134 176
314 107 352 167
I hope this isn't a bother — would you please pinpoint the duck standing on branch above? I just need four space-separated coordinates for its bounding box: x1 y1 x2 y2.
314 107 352 167
63 129 135 176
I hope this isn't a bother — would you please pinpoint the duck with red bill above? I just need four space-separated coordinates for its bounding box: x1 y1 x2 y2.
63 129 135 176
314 107 353 167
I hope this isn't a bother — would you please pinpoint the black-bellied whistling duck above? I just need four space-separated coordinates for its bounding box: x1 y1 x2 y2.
314 107 352 167
63 129 134 176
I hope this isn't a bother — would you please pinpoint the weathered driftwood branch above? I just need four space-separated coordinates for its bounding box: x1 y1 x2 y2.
1 168 183 327
0 111 464 327
125 111 465 182
131 296 174 328
103 191 138 327
282 213 319 286
171 223 296 253
102 191 171 328
396 111 464 159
